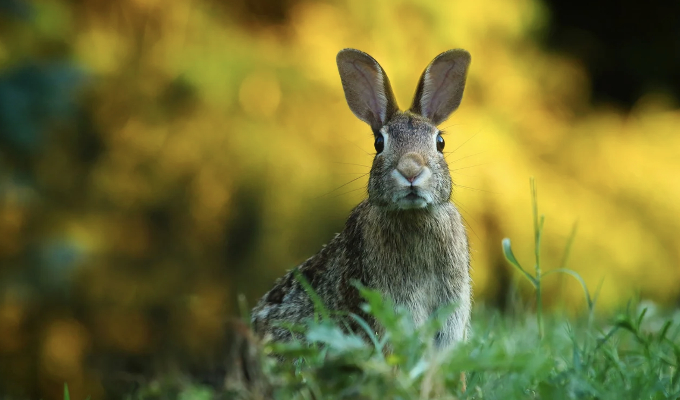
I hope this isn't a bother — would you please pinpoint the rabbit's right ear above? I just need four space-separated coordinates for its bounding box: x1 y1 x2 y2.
410 49 471 125
336 49 399 132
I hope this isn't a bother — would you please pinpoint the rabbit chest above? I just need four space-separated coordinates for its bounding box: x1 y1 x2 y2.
361 204 470 327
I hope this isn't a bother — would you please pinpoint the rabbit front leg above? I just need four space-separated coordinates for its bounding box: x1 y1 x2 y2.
433 291 471 349
431 292 470 393
435 294 471 393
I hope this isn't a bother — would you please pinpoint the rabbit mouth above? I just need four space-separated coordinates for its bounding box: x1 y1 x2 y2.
394 189 430 209
404 192 422 201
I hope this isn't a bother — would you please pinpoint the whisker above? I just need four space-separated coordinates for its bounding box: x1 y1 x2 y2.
453 203 481 242
329 186 367 199
450 163 489 172
453 184 498 195
462 215 481 242
451 199 481 242
315 173 370 199
446 151 487 163
350 141 374 156
333 162 371 168
450 171 479 178
439 123 462 131
451 199 480 225
341 135 375 157
448 132 479 155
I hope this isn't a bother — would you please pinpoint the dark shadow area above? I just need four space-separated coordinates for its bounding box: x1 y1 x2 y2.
542 0 680 107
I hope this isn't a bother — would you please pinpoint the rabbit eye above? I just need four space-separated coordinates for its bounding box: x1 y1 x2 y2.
374 134 385 154
436 134 445 152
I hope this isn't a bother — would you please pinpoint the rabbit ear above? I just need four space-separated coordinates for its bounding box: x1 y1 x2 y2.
410 49 471 125
336 49 399 132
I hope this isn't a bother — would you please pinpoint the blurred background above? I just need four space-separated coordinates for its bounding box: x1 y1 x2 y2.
1 0 679 397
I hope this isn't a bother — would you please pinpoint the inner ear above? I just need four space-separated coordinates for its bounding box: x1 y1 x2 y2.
410 49 471 126
336 49 399 131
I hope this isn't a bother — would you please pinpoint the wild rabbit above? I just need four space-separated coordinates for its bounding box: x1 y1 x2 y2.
252 48 472 350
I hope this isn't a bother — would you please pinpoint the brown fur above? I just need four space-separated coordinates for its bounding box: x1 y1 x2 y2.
251 49 472 350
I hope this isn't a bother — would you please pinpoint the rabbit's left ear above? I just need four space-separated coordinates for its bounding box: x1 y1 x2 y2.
337 49 399 132
410 49 471 125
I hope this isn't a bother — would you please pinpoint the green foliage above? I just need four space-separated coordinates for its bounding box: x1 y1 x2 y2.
503 178 598 338
121 291 680 399
263 289 680 399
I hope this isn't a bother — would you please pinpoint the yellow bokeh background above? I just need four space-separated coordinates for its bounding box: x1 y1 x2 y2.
0 0 679 397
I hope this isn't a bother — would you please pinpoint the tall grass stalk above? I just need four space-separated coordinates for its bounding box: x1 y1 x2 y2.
502 178 597 339
530 178 545 338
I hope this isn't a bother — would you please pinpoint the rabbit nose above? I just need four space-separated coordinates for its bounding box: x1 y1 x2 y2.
397 152 425 183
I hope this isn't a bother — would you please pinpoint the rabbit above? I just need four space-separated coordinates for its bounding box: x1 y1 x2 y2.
251 48 472 351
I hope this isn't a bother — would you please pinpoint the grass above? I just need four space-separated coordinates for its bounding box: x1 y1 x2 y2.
98 181 680 399
114 299 680 399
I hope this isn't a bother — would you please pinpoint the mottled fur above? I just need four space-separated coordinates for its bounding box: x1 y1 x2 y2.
252 49 472 350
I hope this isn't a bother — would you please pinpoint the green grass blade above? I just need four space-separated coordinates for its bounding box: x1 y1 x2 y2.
636 307 648 330
543 268 593 309
63 383 70 400
348 312 383 355
502 238 537 287
559 221 579 270
658 320 673 343
294 269 331 321
530 177 542 270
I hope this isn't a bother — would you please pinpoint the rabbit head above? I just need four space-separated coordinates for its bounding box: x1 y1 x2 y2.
336 49 470 210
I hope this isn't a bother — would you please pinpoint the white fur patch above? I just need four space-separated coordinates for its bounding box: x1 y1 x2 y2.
379 126 390 151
